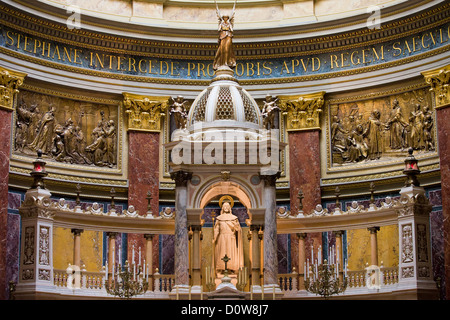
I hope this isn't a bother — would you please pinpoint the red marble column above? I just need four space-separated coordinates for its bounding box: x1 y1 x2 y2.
0 109 12 300
288 129 322 271
127 131 160 271
436 106 450 299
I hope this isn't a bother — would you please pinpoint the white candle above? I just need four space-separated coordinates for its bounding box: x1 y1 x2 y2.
143 260 146 276
132 244 135 263
318 245 322 264
139 247 142 266
118 245 121 266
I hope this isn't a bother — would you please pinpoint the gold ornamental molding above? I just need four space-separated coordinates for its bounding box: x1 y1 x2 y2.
122 93 170 132
278 91 325 131
0 66 26 111
422 64 450 110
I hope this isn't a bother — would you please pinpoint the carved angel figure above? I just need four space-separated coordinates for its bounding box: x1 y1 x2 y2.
169 96 189 129
213 0 237 70
261 94 279 129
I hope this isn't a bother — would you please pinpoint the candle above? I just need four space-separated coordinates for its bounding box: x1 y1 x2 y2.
318 245 322 263
118 245 121 266
132 244 135 263
143 260 146 277
139 247 142 266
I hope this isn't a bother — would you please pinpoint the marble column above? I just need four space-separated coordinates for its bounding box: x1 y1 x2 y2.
367 227 380 266
297 233 307 290
0 67 25 299
422 66 450 299
0 109 13 300
170 170 192 290
261 174 279 288
106 232 118 275
250 225 263 289
124 93 169 269
333 230 344 269
437 105 450 299
279 93 324 270
71 229 84 267
191 225 202 287
144 234 154 290
127 131 160 265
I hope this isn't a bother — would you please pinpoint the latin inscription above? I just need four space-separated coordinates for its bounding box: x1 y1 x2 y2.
0 22 449 80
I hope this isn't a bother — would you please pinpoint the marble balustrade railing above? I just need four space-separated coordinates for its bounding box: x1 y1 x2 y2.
53 269 176 293
278 266 399 292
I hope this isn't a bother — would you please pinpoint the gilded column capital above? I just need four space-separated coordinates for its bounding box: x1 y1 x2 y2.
422 65 450 110
0 66 26 111
122 92 170 132
278 91 325 131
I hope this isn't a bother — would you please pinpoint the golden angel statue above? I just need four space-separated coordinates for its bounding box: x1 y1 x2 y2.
213 0 237 71
213 196 244 273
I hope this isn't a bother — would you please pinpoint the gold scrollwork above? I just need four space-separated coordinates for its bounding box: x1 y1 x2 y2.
278 91 325 131
122 93 170 132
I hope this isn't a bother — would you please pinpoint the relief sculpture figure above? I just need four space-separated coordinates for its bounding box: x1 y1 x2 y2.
386 99 409 150
213 200 244 273
28 106 56 154
213 0 237 71
261 95 279 129
423 106 435 151
409 104 425 150
363 110 383 160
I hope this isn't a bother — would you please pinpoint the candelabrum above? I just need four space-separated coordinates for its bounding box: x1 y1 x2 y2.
304 260 347 299
105 261 148 299
304 246 348 299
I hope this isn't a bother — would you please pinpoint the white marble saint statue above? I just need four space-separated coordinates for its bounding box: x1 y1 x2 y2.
213 201 244 273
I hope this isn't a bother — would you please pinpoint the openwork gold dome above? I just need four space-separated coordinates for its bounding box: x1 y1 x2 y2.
187 74 263 130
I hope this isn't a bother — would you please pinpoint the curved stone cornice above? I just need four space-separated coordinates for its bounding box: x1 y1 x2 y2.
0 1 449 61
4 0 443 40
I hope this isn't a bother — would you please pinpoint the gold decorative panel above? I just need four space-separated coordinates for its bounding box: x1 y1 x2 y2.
123 93 170 132
13 88 120 169
278 92 325 131
328 86 436 167
422 64 450 110
0 66 26 111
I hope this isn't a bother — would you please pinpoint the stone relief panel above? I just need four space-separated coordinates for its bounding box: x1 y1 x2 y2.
328 87 435 166
14 90 118 168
